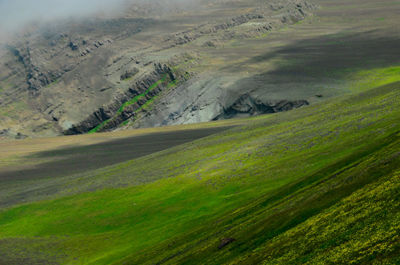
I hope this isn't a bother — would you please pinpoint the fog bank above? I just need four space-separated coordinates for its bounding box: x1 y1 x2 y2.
0 0 130 40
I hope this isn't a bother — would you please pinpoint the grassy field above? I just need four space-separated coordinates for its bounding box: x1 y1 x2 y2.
0 65 399 264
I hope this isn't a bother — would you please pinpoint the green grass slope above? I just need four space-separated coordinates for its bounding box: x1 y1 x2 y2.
0 73 399 264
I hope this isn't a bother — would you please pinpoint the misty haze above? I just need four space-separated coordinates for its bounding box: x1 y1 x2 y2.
0 0 125 27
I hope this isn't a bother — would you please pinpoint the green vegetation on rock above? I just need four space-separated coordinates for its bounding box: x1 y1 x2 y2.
88 119 111 134
117 75 168 115
89 74 169 133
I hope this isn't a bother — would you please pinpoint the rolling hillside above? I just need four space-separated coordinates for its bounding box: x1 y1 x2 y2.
0 66 399 264
1 0 400 264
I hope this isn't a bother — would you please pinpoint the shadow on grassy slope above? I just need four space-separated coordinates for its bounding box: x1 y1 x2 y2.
245 31 400 75
0 127 230 182
223 31 400 100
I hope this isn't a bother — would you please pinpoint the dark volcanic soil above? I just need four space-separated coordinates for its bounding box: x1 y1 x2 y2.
0 127 230 182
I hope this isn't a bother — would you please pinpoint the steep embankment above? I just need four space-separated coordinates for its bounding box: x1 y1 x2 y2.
0 67 399 264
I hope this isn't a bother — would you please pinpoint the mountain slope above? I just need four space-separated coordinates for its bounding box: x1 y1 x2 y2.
0 0 316 138
0 72 399 264
1 0 399 138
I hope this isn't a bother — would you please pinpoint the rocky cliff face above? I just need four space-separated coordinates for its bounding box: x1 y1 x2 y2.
0 0 317 137
64 63 190 134
214 94 309 120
